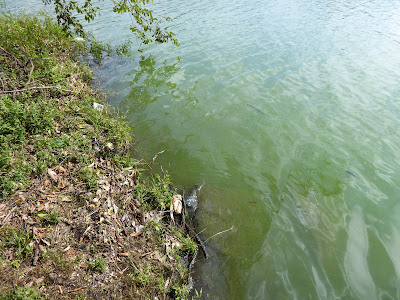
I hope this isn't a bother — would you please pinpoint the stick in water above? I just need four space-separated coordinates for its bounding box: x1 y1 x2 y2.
204 225 234 243
150 149 166 170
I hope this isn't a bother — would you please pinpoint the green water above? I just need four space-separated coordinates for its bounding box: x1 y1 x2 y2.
6 0 400 298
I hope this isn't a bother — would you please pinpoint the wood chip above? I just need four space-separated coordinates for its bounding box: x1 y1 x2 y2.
118 252 130 257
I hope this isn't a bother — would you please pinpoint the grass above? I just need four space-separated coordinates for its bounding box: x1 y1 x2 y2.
88 257 105 274
0 13 133 198
0 286 40 300
1 229 33 258
0 13 197 299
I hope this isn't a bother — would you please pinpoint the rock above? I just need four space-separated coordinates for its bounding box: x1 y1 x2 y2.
184 184 203 214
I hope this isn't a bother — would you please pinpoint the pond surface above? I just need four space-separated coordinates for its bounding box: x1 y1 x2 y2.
6 0 400 298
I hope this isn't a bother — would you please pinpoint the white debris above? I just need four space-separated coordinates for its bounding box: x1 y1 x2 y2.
74 37 85 42
172 194 183 214
93 102 104 112
104 142 114 152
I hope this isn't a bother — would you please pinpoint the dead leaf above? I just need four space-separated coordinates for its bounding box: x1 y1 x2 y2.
60 196 72 202
37 202 50 212
14 192 25 201
38 244 47 253
47 169 58 183
130 232 142 237
33 227 45 239
57 179 69 189
118 252 130 257
55 166 67 175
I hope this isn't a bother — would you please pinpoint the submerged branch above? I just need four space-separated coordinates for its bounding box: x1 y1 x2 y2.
204 225 234 243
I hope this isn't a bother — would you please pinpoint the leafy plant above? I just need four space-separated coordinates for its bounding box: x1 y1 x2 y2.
42 0 178 46
1 229 33 258
88 257 105 274
38 210 60 224
1 286 40 300
134 174 174 210
133 266 152 286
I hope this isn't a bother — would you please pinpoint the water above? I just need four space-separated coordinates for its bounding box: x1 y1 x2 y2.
5 0 400 298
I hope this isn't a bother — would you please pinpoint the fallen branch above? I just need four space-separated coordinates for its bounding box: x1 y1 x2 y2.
0 75 4 91
195 233 209 259
0 85 74 94
247 104 268 116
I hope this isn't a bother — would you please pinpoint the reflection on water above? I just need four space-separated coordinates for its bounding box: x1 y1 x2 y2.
5 0 400 298
120 55 181 116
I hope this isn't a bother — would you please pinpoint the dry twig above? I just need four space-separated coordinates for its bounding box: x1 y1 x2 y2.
68 286 85 293
0 206 17 226
25 58 34 86
0 85 73 94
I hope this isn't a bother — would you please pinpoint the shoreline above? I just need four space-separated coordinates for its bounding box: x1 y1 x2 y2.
0 13 198 299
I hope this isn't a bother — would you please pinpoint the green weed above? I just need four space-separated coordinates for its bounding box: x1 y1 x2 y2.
1 229 33 258
133 266 152 286
0 286 40 300
38 210 60 224
134 174 174 210
175 231 198 255
88 257 105 274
